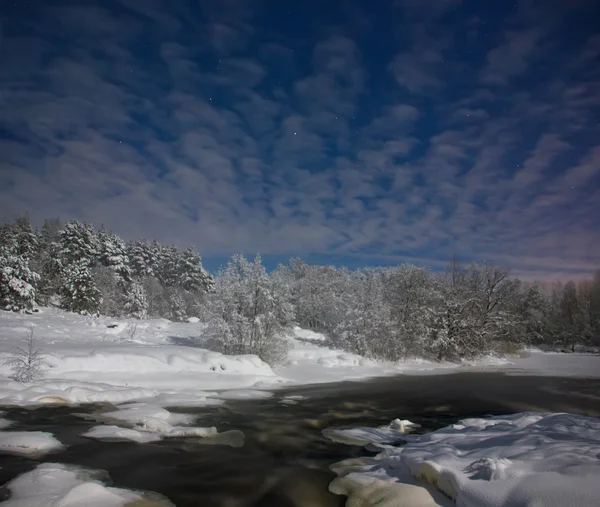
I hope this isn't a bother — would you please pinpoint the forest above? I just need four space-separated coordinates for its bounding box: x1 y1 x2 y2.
1 216 599 364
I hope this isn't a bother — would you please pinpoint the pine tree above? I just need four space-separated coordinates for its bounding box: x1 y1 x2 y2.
167 288 187 322
177 247 214 293
60 261 102 315
36 241 63 306
59 221 99 266
123 281 148 319
127 239 156 279
11 216 38 258
0 246 40 312
97 228 131 281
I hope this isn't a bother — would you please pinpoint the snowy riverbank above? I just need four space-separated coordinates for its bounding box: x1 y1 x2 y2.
327 412 600 507
0 308 599 407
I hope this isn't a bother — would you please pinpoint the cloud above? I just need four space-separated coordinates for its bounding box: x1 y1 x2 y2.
481 27 544 85
0 0 598 280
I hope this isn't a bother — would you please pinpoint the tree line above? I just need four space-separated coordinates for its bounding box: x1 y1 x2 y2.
1 216 599 363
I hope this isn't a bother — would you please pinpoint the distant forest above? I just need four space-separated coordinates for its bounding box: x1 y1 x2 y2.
1 216 599 364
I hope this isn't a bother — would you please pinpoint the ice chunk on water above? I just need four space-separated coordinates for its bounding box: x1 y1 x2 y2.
0 430 63 456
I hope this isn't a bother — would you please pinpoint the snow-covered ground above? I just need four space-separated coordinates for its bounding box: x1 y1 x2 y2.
0 309 599 408
327 412 600 507
1 462 174 506
1 309 599 506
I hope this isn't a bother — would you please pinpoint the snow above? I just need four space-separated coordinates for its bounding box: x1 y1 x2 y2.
279 328 505 385
0 310 283 407
324 419 421 446
0 412 12 429
95 402 219 439
0 430 63 456
496 348 600 378
328 412 600 507
82 425 162 443
1 462 174 507
0 309 598 411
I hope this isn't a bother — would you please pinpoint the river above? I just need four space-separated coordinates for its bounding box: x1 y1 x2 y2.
1 372 599 506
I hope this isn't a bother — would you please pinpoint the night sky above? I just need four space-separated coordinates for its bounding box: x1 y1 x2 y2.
0 0 599 279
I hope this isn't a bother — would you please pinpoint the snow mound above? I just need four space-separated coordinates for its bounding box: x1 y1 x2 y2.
82 425 162 443
0 430 63 456
329 412 600 507
42 346 275 376
292 327 328 342
0 378 156 406
324 419 420 446
100 402 218 438
1 462 174 506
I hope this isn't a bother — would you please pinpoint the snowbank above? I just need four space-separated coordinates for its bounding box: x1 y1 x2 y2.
328 412 600 507
0 378 157 406
1 309 599 411
0 430 63 456
0 310 282 406
1 463 174 506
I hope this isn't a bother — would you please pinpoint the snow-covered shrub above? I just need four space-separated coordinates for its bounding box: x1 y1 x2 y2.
0 246 40 312
2 327 47 382
60 261 102 315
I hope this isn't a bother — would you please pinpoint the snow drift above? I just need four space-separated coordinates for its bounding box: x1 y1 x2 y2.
328 412 600 507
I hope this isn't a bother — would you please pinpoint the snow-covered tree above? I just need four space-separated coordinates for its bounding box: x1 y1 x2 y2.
171 290 189 321
0 246 40 312
203 254 291 364
141 276 166 317
382 264 437 359
36 241 63 306
332 269 396 360
127 239 157 279
59 221 99 266
97 228 131 281
176 247 214 293
123 281 148 319
60 261 102 315
92 265 123 317
10 216 38 258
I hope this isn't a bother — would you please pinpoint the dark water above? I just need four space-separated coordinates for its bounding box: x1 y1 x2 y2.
1 372 599 506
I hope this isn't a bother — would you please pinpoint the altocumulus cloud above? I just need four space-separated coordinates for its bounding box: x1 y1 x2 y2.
0 0 599 279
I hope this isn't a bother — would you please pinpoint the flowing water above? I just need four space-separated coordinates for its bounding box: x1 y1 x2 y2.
1 372 599 506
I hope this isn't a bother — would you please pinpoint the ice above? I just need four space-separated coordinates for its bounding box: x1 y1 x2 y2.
216 389 274 400
0 430 63 456
329 412 600 507
1 462 174 506
82 425 162 443
99 402 218 439
324 419 420 446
